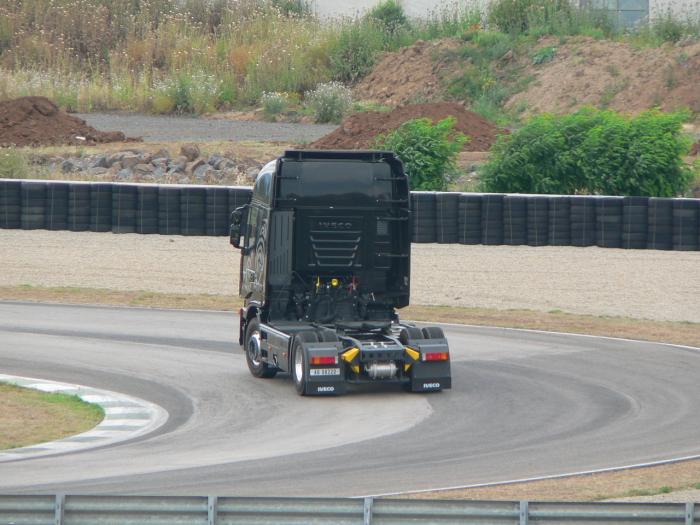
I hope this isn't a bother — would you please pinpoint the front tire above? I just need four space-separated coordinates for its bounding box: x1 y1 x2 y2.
244 318 277 378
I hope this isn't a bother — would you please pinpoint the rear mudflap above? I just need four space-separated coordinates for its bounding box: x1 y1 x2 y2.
303 342 347 395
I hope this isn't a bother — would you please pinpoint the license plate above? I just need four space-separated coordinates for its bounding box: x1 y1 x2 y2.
310 368 340 376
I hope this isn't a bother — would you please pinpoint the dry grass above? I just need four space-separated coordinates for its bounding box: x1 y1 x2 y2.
0 383 104 450
401 460 700 501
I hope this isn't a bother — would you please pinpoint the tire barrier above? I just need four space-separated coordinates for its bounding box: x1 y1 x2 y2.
0 179 21 229
527 196 549 247
458 193 482 245
503 195 527 245
570 196 596 247
481 194 504 245
21 181 46 230
90 183 112 233
596 196 623 248
435 192 458 244
1 179 698 251
68 183 91 232
46 181 69 231
411 192 437 243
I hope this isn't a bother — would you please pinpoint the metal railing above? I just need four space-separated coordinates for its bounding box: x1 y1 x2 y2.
0 495 697 524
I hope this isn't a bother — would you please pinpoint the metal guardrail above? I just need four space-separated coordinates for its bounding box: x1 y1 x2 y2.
0 495 697 524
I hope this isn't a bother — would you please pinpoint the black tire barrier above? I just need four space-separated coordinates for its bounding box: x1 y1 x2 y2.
596 196 623 248
481 194 504 245
549 196 571 246
503 195 527 245
672 199 699 251
45 182 69 231
647 197 673 250
458 193 482 245
68 183 91 231
21 181 47 230
181 187 206 236
570 196 596 247
622 196 648 250
206 186 230 237
136 186 159 235
158 186 181 235
411 192 437 243
90 183 113 232
435 192 458 244
527 196 549 247
0 179 21 229
112 184 137 234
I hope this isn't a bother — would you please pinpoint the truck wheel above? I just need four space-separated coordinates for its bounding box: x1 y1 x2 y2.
399 326 423 345
421 326 445 339
292 332 318 395
244 318 277 379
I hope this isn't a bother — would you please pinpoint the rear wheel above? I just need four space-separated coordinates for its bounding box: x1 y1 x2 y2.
421 326 445 339
399 326 423 345
292 332 318 395
244 318 277 379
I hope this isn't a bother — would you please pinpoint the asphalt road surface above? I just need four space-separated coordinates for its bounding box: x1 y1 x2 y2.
1 302 700 496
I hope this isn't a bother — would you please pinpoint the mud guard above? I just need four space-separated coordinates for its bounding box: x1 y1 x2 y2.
409 338 452 392
302 341 347 396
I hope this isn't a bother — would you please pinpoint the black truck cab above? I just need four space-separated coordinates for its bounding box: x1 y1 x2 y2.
231 150 451 395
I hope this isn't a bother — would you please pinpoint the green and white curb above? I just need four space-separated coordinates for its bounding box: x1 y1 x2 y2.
0 374 168 462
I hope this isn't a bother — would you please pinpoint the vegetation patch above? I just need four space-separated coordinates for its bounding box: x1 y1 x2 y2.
0 382 104 450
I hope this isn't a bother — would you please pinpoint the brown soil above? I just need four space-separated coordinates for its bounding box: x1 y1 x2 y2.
0 96 136 147
353 38 463 107
507 37 700 115
310 102 501 152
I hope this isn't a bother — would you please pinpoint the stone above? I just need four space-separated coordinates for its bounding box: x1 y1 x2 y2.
151 157 168 169
194 163 213 180
133 163 154 175
215 157 236 171
207 154 222 167
90 155 109 169
88 167 109 176
180 143 200 162
116 168 133 180
120 153 140 169
154 148 170 159
186 159 206 176
61 159 82 173
152 167 166 178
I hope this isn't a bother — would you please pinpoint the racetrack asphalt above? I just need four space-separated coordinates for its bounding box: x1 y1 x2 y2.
1 301 699 496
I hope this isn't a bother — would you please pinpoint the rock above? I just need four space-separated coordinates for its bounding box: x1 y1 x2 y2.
116 168 133 180
168 156 187 173
120 153 140 169
194 163 213 180
154 148 170 158
61 159 82 173
152 166 166 178
133 163 154 175
138 152 153 164
180 143 200 162
186 159 206 176
90 155 109 169
151 157 168 169
88 167 109 176
215 157 236 170
207 154 222 167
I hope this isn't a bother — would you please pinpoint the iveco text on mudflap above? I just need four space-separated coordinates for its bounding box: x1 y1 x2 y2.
230 150 452 395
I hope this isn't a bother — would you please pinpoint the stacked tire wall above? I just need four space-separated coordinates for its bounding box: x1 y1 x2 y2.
1 179 699 251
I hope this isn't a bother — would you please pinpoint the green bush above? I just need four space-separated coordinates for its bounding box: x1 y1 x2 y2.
479 108 694 197
0 149 29 179
328 18 387 84
368 0 409 34
260 91 289 117
305 81 352 123
374 117 468 191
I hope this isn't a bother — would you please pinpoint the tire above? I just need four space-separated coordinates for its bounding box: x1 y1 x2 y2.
317 329 339 343
421 326 445 339
399 326 423 345
244 318 277 379
292 332 319 395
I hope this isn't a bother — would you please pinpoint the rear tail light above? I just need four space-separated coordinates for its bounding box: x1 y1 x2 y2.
310 356 338 365
423 352 449 362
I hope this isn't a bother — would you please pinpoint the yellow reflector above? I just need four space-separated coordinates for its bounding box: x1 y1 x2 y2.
405 347 420 361
351 365 360 374
342 347 360 363
331 278 339 287
404 363 412 372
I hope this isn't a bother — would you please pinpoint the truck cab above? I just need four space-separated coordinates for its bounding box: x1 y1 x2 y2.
231 150 451 395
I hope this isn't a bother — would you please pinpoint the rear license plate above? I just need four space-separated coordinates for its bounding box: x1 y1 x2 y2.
310 368 340 376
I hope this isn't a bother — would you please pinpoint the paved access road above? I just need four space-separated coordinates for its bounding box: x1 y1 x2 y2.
1 302 699 496
76 113 337 143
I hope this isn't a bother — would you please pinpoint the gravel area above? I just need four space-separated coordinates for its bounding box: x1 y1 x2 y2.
75 113 338 143
609 488 700 502
1 230 699 323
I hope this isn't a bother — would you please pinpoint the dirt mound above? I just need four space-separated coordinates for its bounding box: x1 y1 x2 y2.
310 102 501 152
353 38 462 107
507 37 700 115
0 96 133 147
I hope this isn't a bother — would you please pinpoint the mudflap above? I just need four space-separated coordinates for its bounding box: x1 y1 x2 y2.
408 338 452 392
303 342 347 396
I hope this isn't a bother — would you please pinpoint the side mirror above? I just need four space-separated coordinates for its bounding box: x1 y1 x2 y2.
230 205 249 249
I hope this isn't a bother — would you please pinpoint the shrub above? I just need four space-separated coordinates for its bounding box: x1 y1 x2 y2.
488 0 572 34
479 108 693 197
0 148 29 179
532 45 556 64
261 91 289 117
305 81 352 123
327 18 387 84
374 117 468 191
368 0 409 34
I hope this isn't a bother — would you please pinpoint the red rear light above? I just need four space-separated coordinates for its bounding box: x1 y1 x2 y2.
424 352 449 362
310 356 338 365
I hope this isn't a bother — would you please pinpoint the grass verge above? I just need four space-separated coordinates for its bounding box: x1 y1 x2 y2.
0 382 104 450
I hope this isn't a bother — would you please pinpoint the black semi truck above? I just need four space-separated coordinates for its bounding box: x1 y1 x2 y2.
230 150 451 395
